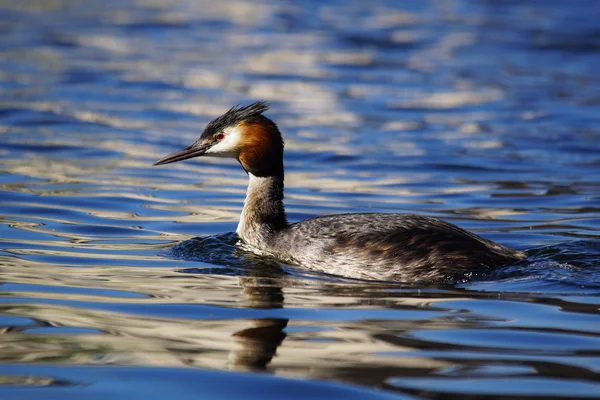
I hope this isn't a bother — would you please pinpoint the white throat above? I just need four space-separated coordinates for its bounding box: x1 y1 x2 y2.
237 173 270 239
236 172 287 248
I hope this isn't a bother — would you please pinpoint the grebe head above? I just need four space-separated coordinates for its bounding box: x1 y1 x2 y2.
154 101 284 177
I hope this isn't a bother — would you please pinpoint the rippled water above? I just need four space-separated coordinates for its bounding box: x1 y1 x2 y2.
1 0 599 398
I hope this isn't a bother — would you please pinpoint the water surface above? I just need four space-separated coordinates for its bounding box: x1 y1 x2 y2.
1 0 599 398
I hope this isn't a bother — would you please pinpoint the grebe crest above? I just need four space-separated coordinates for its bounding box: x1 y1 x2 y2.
155 101 526 282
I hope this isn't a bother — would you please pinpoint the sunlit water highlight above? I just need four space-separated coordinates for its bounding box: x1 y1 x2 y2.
1 0 599 399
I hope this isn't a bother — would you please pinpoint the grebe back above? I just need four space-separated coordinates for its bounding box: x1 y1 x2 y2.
154 102 525 282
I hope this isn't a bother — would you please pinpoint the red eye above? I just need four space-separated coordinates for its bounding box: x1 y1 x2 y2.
216 133 225 141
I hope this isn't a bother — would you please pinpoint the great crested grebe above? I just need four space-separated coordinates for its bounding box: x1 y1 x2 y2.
154 101 525 282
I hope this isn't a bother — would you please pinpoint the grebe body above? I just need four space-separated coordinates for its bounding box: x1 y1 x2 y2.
155 102 525 282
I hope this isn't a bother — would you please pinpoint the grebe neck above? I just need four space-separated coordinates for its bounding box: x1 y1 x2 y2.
236 171 288 247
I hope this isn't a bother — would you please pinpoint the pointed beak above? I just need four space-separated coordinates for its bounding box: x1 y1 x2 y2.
153 142 211 166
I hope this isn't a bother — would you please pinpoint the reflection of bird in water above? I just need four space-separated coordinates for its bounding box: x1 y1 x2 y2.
155 102 525 282
172 238 289 371
228 316 287 371
228 275 287 371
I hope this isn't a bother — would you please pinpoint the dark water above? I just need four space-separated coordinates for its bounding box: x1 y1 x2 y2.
1 0 599 398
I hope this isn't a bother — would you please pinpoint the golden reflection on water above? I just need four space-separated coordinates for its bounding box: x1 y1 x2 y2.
1 256 455 380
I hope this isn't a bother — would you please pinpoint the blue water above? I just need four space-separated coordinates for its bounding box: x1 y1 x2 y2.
1 0 599 399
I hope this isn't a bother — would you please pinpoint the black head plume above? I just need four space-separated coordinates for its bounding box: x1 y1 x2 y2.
201 101 270 138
